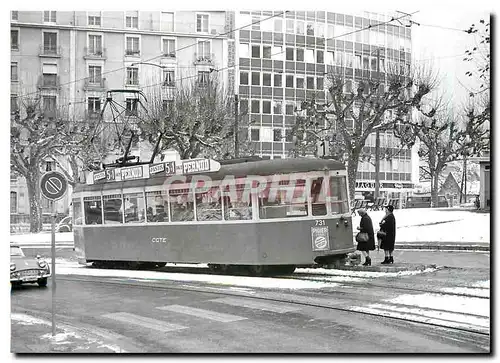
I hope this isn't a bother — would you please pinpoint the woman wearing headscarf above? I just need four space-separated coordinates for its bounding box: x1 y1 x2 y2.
378 205 396 264
356 208 375 266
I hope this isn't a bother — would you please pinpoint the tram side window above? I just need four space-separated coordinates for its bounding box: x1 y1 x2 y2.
329 176 349 214
223 184 252 221
259 179 308 219
83 196 102 225
72 199 83 225
170 188 194 222
124 192 145 223
103 194 124 224
145 191 169 222
196 186 222 221
311 177 327 216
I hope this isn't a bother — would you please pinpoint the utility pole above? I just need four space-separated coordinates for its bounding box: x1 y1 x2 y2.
234 94 239 158
374 48 381 200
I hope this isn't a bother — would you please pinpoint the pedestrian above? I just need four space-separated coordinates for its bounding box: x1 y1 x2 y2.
356 208 375 266
378 205 396 264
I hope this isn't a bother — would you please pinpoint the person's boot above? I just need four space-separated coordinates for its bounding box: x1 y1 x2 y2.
389 256 394 264
381 257 390 264
362 256 371 266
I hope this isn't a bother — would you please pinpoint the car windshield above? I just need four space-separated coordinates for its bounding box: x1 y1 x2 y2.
10 246 25 257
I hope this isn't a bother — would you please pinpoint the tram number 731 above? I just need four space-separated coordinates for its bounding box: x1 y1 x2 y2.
315 220 326 226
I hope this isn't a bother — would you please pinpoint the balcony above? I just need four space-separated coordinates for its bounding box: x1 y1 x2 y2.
39 45 62 58
84 78 107 90
162 51 176 59
125 79 140 88
83 47 107 60
162 80 175 88
125 49 140 57
193 52 215 65
37 76 60 90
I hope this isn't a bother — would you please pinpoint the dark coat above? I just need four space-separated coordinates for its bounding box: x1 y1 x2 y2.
379 213 396 251
356 214 375 251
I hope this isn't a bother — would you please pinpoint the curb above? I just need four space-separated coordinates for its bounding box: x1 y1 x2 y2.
333 263 438 273
395 243 490 252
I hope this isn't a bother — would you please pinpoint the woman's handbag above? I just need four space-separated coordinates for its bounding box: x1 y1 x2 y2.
376 230 387 239
355 232 369 243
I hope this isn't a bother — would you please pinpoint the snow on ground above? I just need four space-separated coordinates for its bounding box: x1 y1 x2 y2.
11 313 51 326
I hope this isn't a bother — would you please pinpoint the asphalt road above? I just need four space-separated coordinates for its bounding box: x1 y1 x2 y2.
11 261 490 353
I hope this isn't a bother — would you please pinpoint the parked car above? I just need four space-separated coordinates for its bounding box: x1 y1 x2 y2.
406 194 449 208
56 216 72 232
10 244 51 287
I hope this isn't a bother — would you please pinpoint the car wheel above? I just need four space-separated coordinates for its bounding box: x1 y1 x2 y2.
38 278 48 287
59 226 70 233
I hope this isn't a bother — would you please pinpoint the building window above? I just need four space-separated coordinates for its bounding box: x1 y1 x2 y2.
273 101 282 115
11 192 17 214
286 19 294 33
285 103 294 115
197 71 210 86
317 77 324 90
88 34 103 55
88 15 101 26
11 63 18 82
89 65 102 84
251 16 261 31
162 100 174 114
43 96 57 114
126 12 139 28
88 97 101 115
251 72 260 86
326 51 334 65
126 67 139 85
262 101 271 114
250 128 260 141
126 98 138 116
161 12 174 32
163 70 175 87
286 75 294 88
42 63 58 87
363 55 369 70
286 47 294 61
274 18 282 32
43 11 56 23
274 74 282 87
296 48 304 62
272 46 282 60
355 55 361 69
296 20 305 35
285 129 294 142
305 49 314 63
296 76 304 89
239 99 248 114
263 73 271 86
306 22 315 36
239 43 250 58
273 128 282 142
306 77 315 90
262 46 271 59
251 100 260 113
11 30 19 50
197 40 211 59
196 14 209 33
11 95 18 114
240 71 249 85
12 11 18 21
162 39 176 57
43 32 58 54
125 36 140 55
317 50 324 64
252 45 260 58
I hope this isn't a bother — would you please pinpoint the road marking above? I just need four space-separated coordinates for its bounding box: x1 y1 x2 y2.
156 305 247 323
209 297 301 313
102 312 187 332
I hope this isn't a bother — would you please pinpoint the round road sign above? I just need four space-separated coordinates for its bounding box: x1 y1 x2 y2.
40 171 68 201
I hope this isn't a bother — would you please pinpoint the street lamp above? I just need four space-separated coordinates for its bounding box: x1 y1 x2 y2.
372 47 384 200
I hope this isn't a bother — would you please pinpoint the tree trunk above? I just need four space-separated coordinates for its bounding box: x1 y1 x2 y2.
26 167 43 233
347 152 360 203
431 171 440 208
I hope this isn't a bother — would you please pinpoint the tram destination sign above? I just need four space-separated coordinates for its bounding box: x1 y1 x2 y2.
181 159 221 175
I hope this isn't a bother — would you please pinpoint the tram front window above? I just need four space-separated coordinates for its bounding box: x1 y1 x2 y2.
170 188 194 222
103 194 123 224
311 177 327 216
84 196 102 225
145 191 169 222
329 176 349 214
124 192 145 223
195 186 222 221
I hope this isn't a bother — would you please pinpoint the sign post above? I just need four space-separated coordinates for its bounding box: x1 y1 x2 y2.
40 171 68 336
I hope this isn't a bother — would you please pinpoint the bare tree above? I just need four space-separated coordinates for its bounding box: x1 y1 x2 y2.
291 62 438 201
138 73 249 160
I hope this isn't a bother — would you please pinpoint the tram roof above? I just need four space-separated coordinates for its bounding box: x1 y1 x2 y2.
74 157 345 193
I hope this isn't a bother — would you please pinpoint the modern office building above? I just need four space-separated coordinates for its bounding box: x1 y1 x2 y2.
231 10 418 200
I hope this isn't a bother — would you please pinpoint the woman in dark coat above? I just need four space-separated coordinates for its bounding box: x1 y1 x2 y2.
378 205 396 264
356 208 375 266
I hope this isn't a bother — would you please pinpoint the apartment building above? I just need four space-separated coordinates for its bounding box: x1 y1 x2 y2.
231 10 419 200
10 10 229 217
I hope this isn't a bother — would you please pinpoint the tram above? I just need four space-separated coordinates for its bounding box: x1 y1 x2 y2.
72 157 355 275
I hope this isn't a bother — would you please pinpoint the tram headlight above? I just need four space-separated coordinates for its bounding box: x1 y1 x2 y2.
10 263 16 271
